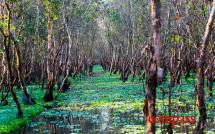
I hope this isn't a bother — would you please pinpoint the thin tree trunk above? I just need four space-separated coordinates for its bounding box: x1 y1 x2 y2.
55 2 72 99
44 5 55 102
194 1 215 133
168 75 174 134
0 53 8 105
12 34 36 105
207 75 213 97
4 36 23 117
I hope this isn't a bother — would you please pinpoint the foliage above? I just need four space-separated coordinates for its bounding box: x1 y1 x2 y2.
42 0 61 21
107 8 121 24
168 35 182 43
0 85 68 133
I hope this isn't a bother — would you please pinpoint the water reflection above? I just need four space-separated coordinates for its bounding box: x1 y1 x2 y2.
15 107 214 134
17 108 143 134
99 108 110 133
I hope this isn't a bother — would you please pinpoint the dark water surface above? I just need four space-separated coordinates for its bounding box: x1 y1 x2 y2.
17 108 144 134
16 107 215 134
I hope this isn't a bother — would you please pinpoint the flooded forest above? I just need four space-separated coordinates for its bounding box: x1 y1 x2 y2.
0 0 215 134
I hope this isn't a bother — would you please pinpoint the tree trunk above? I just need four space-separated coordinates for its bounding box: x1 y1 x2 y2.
4 36 23 117
44 6 55 102
207 75 213 97
145 63 157 134
0 53 8 105
167 74 174 134
12 34 36 105
55 2 72 99
194 1 215 133
144 0 161 133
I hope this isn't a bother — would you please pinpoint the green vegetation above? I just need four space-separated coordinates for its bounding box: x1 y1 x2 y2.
0 86 43 133
60 65 144 112
0 85 67 133
0 65 214 133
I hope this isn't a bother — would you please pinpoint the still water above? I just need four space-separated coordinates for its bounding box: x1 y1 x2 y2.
15 106 215 134
17 108 144 134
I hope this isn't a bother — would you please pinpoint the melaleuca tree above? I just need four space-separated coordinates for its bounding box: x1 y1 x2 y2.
42 0 61 102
